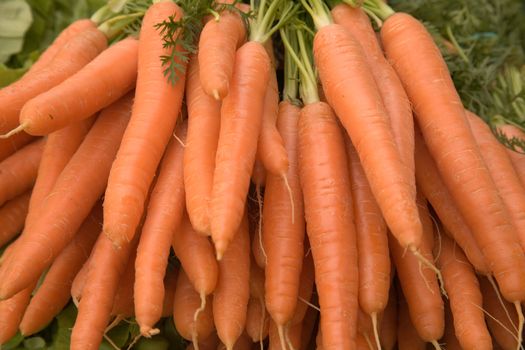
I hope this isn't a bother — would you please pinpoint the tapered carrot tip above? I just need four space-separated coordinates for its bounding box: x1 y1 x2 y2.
214 240 227 261
0 123 27 139
140 326 160 338
212 89 220 101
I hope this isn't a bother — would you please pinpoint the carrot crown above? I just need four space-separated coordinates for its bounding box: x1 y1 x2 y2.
249 0 299 43
300 0 332 29
93 0 150 40
343 0 394 21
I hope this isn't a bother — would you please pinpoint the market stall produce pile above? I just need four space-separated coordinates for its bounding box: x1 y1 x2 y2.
0 0 524 349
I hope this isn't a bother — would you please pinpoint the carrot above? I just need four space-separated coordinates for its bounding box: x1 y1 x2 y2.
299 304 319 350
442 303 462 350
198 4 248 99
290 253 315 327
0 93 133 300
0 191 30 247
0 25 106 135
111 241 137 318
397 287 426 350
306 2 422 255
70 233 138 350
414 128 489 274
17 37 137 136
135 123 187 336
104 2 186 247
251 204 267 270
379 284 397 350
345 136 390 345
375 1 525 303
71 255 91 302
497 124 525 186
356 332 372 350
245 297 269 343
19 205 102 335
184 55 221 235
263 98 305 333
331 3 414 176
467 112 525 255
268 320 302 350
0 139 43 206
213 212 251 349
186 332 220 350
0 282 36 344
0 132 35 162
436 234 491 350
357 308 376 349
162 267 178 318
389 192 444 343
229 332 252 350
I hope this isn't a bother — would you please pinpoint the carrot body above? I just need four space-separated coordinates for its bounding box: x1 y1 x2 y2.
111 239 137 318
0 192 30 247
135 124 187 336
0 94 133 300
442 303 462 350
381 12 525 302
268 321 302 350
298 102 358 350
414 129 489 274
314 23 421 251
211 41 271 258
104 3 186 247
184 55 221 235
263 100 305 327
245 297 269 342
290 253 315 326
397 289 426 350
0 139 43 206
346 138 390 315
20 206 102 335
213 213 251 349
71 256 90 301
20 37 137 135
379 284 397 350
332 4 414 175
0 25 105 134
437 234 491 350
0 132 35 162
162 267 178 317
198 7 247 99
0 283 35 344
497 124 525 187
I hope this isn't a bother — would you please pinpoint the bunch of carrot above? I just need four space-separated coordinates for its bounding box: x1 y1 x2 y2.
0 0 524 349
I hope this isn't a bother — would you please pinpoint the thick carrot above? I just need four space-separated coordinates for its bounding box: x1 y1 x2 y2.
380 8 525 302
397 287 426 350
210 41 271 259
345 137 390 328
18 37 137 136
298 102 358 350
497 124 525 186
0 191 30 247
437 234 491 350
103 2 186 247
379 284 397 350
135 123 187 336
467 112 525 254
0 139 43 206
0 93 133 300
332 4 414 175
198 5 247 99
0 132 35 162
0 25 106 134
213 213 251 349
162 267 178 318
0 282 36 344
263 99 305 330
414 128 489 274
19 205 102 335
245 297 269 343
184 55 221 235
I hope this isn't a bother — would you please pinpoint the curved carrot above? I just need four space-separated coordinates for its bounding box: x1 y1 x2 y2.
0 139 43 207
198 5 247 99
184 55 221 235
298 102 358 350
0 132 35 162
213 213 251 349
0 282 36 344
104 2 185 247
135 123 187 336
0 25 105 134
397 287 426 350
18 37 136 136
211 41 271 259
0 191 30 247
19 205 102 335
497 124 525 187
0 93 133 300
380 9 525 303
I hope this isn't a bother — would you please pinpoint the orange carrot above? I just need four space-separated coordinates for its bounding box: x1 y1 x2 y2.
210 40 271 259
111 239 137 318
18 37 136 136
0 139 43 206
162 267 178 318
379 284 397 350
19 205 102 335
289 253 315 327
245 297 269 343
0 282 36 344
184 55 221 235
104 2 186 247
71 256 91 302
0 25 105 134
442 303 462 350
213 213 251 349
268 320 302 350
0 191 31 247
187 332 220 350
0 132 35 162
135 123 187 336
0 93 133 300
497 124 525 187
397 287 426 350
298 102 358 350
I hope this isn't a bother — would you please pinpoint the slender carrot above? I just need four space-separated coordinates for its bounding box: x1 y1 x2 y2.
0 132 35 162
397 287 426 350
299 304 319 350
0 25 106 134
111 239 137 318
19 205 102 335
289 253 315 327
184 55 221 235
0 93 133 300
213 213 251 349
71 256 91 302
379 284 397 350
162 267 178 318
0 139 43 207
135 122 187 336
18 37 137 136
0 282 36 344
442 303 462 350
104 1 186 247
245 297 269 343
497 124 525 187
0 191 31 247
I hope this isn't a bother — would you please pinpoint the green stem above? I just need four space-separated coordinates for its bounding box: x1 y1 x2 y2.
342 0 394 21
98 12 144 40
283 28 299 103
250 0 299 43
445 25 470 63
300 0 332 29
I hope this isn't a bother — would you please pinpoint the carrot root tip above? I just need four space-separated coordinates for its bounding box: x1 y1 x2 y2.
0 123 26 139
514 301 524 350
410 247 448 298
370 312 382 350
139 326 160 338
277 324 287 350
212 89 220 101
